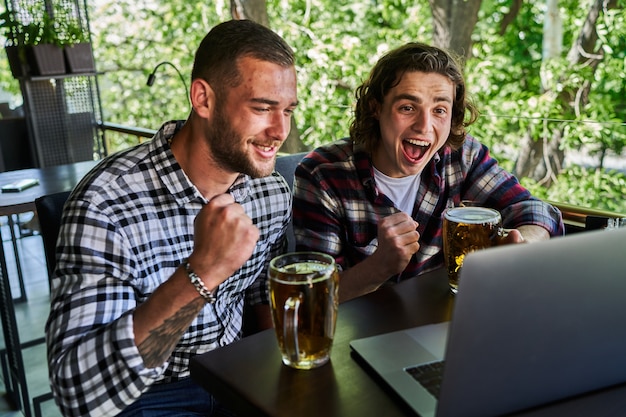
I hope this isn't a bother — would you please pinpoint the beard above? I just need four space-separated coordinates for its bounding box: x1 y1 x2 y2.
206 106 275 178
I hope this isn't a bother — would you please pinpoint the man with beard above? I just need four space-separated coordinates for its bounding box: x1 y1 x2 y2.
292 42 563 302
46 20 298 416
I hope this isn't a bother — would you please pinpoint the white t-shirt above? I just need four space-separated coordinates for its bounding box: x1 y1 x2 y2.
373 167 420 214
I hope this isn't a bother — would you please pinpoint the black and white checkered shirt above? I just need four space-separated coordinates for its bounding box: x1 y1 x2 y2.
45 121 291 416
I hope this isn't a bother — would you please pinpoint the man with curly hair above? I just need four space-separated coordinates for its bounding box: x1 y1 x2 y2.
292 42 563 302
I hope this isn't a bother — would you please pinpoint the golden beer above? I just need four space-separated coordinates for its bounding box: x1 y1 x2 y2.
443 207 502 294
269 253 339 369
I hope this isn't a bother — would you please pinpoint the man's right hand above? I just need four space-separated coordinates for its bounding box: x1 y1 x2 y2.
338 212 420 302
373 212 420 277
188 193 260 289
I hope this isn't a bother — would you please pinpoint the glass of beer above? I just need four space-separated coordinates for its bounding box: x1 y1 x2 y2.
268 252 340 370
443 206 503 294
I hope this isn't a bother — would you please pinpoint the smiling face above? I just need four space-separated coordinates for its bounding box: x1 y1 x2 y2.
371 71 454 178
207 56 298 178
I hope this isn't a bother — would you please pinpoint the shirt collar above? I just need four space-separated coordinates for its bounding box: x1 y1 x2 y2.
149 120 250 205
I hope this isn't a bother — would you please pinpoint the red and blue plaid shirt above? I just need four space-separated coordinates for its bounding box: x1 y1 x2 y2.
293 137 564 280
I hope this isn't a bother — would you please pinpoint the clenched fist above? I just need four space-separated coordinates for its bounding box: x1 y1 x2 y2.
187 193 260 288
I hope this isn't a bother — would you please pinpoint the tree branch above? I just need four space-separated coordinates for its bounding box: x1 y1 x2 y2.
499 0 523 36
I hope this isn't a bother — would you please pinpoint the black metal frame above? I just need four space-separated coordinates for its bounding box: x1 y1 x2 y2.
4 0 106 168
0 235 53 417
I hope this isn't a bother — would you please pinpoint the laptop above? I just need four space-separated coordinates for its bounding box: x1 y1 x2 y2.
350 227 626 417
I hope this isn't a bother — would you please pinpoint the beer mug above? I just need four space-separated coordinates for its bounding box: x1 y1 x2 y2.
268 252 340 369
443 206 503 294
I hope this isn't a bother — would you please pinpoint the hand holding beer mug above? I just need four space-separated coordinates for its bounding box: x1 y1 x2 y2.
443 206 503 294
269 252 340 369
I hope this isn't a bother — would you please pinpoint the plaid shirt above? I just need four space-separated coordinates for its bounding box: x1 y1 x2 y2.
45 121 291 416
293 137 563 279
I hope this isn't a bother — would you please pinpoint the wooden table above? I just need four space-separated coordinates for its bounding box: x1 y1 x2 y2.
190 268 626 417
191 269 454 417
0 160 97 301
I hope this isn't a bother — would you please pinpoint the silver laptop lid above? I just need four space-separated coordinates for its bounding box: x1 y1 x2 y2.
437 227 626 417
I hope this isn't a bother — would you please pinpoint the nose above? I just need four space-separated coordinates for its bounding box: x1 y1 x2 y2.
412 110 431 133
267 112 291 142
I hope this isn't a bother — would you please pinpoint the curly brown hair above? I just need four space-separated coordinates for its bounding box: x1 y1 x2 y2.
349 42 478 152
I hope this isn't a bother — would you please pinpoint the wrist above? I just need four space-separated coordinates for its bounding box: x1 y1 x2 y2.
184 260 217 303
367 252 397 278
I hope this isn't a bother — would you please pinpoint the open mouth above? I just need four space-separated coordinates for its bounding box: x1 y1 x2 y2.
253 142 279 158
256 144 275 152
402 139 430 162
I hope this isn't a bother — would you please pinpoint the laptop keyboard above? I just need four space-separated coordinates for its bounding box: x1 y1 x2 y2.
405 360 445 398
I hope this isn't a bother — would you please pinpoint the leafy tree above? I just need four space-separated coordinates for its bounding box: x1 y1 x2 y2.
429 0 482 58
269 0 432 149
466 0 625 212
0 0 624 213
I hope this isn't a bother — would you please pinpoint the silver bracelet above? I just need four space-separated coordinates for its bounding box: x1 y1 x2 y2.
185 261 217 303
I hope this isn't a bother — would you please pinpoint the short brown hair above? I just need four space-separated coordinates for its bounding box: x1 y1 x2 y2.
191 20 295 97
350 42 478 152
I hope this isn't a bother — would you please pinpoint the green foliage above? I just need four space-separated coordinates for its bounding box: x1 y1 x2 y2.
89 0 433 149
467 0 626 157
1 0 624 214
270 0 431 148
38 12 63 45
88 0 229 133
60 18 89 46
466 0 625 213
0 10 22 43
522 166 626 214
0 4 66 46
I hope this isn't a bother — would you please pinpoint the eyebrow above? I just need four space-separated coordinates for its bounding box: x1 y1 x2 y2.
392 93 452 104
251 98 299 107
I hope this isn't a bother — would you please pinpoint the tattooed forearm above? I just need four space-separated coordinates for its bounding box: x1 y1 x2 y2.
138 297 206 368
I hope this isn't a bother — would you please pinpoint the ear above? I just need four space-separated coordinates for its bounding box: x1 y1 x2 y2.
190 78 215 119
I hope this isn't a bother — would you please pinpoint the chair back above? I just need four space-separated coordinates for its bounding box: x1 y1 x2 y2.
34 190 71 278
275 152 307 252
275 152 306 190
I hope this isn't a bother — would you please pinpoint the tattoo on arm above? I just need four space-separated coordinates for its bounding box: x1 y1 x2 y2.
138 297 206 368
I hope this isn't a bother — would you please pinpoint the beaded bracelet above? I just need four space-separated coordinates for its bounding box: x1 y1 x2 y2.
185 261 217 303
